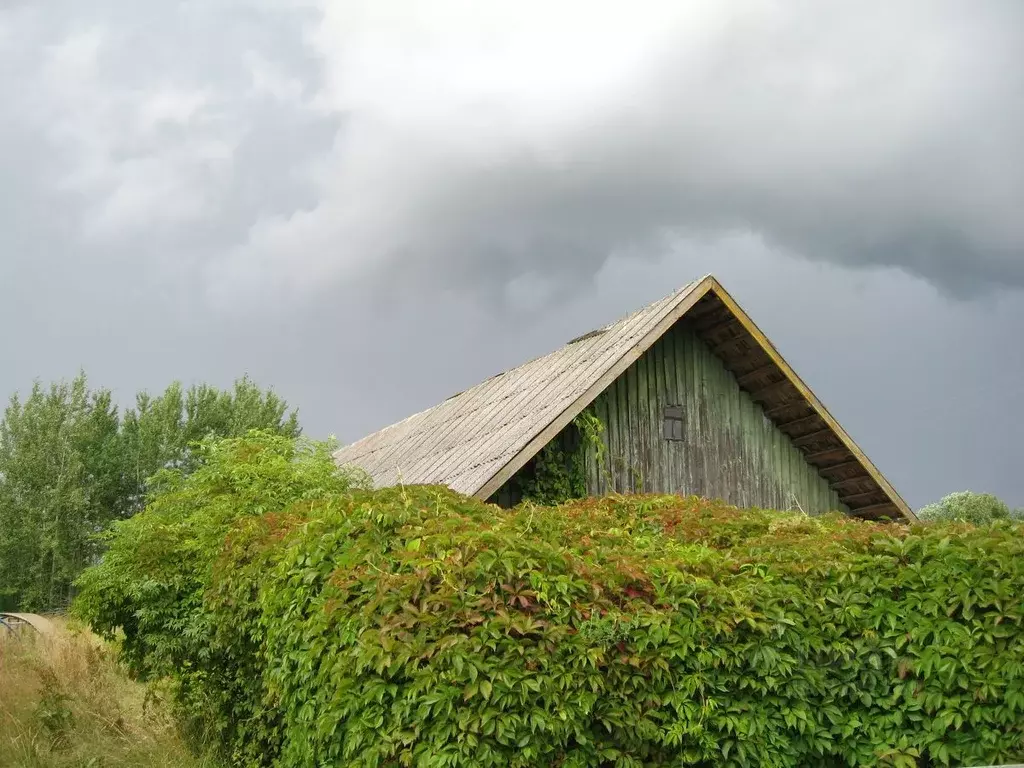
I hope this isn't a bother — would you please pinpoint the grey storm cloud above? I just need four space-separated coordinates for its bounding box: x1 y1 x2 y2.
3 1 1022 313
1 0 1022 511
200 0 1024 310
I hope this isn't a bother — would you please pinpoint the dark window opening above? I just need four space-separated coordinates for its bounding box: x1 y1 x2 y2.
663 405 684 441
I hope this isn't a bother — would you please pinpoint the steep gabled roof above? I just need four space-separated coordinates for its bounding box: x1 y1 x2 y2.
334 275 915 522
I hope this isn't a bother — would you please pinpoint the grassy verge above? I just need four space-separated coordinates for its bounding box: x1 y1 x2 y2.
0 618 214 768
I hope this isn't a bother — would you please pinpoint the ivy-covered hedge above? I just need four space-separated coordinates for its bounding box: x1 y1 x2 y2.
76 435 1024 767
72 431 372 760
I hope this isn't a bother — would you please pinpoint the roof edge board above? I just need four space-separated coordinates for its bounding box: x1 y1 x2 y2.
473 276 716 502
704 277 917 523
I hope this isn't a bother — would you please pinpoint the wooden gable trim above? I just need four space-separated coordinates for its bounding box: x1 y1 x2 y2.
705 278 916 523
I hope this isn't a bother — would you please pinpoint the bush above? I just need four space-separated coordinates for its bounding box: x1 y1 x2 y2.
73 430 370 759
917 490 1021 524
77 438 1024 767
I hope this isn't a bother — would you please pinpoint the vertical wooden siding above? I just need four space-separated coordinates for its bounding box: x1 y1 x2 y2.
582 318 847 514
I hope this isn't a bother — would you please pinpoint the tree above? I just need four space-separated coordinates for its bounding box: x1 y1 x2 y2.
917 490 1022 524
118 375 301 516
0 372 302 612
0 373 121 611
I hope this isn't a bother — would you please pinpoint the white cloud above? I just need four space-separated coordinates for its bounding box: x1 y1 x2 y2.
0 14 12 51
206 0 1023 312
136 87 212 131
43 25 105 82
311 1 686 138
244 50 306 105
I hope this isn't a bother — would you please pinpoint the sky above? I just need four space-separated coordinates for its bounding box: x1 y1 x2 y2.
1 0 1022 511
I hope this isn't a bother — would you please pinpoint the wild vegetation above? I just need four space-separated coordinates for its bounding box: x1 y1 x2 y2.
0 618 210 767
917 489 1023 524
73 431 1024 767
0 372 300 613
508 409 622 506
4 370 1021 766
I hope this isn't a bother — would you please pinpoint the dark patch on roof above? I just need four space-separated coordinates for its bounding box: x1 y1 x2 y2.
567 328 609 345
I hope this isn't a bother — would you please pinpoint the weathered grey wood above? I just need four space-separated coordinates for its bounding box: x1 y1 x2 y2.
843 489 885 504
776 413 823 431
636 348 651 492
804 446 852 463
749 378 797 400
652 340 667 492
848 501 901 519
791 428 835 447
659 339 672 493
675 325 692 495
819 460 863 475
736 361 778 386
617 366 630 491
540 321 847 514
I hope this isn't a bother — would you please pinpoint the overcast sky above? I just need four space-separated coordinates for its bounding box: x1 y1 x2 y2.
2 1 1022 510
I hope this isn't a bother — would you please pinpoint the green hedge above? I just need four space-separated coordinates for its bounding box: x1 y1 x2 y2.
73 431 371 761
76 434 1024 767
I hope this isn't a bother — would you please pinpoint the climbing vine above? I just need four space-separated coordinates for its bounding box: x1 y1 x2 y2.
515 442 583 506
515 409 608 506
573 409 607 477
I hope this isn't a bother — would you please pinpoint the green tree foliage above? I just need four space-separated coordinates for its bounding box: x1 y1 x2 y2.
0 373 122 611
118 375 301 516
75 441 1024 767
0 372 301 612
917 490 1023 524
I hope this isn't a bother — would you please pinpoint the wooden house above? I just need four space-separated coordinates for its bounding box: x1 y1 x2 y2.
334 275 915 522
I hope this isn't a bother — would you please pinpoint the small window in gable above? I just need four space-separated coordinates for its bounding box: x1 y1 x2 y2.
663 405 684 441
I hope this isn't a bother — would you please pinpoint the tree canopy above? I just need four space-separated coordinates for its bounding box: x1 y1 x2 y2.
0 371 300 612
917 490 1023 525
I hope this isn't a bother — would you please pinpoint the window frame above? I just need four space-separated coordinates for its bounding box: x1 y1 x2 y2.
663 405 684 441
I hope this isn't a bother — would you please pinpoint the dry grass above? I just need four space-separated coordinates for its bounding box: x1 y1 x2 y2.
0 617 216 768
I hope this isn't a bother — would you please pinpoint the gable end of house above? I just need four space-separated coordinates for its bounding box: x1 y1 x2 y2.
334 276 915 523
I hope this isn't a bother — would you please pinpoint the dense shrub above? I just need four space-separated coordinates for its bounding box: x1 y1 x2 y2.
73 430 370 758
917 490 1023 524
77 437 1024 767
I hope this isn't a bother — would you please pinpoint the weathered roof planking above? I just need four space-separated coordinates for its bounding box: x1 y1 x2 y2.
334 275 915 522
